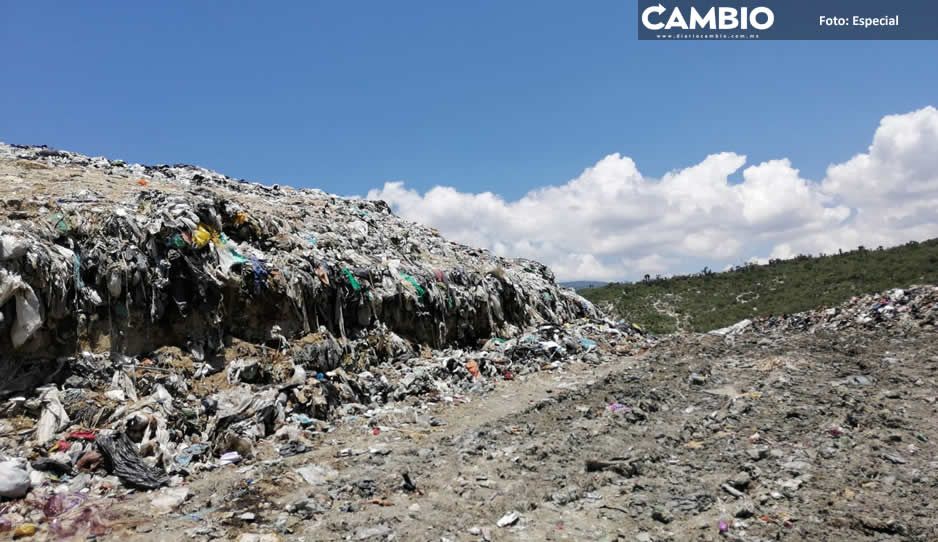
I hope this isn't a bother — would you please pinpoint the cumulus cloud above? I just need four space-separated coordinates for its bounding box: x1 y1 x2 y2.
367 106 938 281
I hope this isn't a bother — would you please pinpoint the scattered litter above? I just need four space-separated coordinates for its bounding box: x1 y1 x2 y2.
497 511 521 527
12 523 37 539
0 460 30 499
219 452 243 465
151 487 190 513
96 432 169 489
296 464 337 486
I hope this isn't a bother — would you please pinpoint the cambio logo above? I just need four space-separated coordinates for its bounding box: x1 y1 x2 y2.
642 3 775 31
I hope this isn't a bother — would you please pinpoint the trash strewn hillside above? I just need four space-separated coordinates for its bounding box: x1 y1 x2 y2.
581 240 938 334
710 285 938 337
0 143 653 538
0 143 598 363
2 143 937 541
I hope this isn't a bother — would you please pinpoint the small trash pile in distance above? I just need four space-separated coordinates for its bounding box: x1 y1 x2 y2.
710 285 938 337
0 143 650 537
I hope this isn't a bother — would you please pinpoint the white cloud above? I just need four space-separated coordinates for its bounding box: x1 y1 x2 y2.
368 106 938 281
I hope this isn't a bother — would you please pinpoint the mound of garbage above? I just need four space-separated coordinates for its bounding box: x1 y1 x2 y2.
710 285 938 337
0 143 598 363
0 143 651 532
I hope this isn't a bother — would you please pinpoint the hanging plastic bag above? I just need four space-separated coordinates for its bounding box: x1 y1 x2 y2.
343 267 361 291
0 269 44 348
192 224 220 248
36 386 70 445
399 272 426 298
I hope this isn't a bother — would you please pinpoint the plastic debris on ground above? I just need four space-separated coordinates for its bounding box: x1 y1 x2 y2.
0 143 656 538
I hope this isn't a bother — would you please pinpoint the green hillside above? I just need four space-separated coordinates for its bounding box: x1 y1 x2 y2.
581 239 938 334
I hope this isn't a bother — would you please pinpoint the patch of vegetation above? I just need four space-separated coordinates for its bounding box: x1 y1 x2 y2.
581 239 938 334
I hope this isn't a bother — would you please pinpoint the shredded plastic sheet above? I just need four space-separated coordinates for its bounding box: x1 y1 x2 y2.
0 460 30 499
46 212 71 233
0 269 44 348
36 386 70 445
216 244 248 273
399 272 426 298
192 224 218 248
96 432 169 490
0 233 29 260
110 369 139 402
343 267 362 291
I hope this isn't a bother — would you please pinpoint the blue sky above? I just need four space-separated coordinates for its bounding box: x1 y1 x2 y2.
2 1 935 198
3 2 938 280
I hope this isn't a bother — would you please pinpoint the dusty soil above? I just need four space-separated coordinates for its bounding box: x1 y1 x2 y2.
98 326 938 541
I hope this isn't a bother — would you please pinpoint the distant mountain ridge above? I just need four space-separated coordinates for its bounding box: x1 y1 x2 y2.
560 280 609 291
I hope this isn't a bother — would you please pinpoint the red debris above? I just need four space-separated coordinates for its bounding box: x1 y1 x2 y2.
67 430 97 441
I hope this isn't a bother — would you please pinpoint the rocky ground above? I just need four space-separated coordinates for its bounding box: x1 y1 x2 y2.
39 322 931 542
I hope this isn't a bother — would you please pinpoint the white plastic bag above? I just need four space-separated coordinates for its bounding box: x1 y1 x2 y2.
36 386 70 445
0 460 30 498
0 234 28 260
0 269 44 348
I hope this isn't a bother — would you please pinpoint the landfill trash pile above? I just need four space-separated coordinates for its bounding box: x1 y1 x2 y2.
709 285 938 337
0 143 656 538
4 142 936 541
0 143 597 363
36 289 933 541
